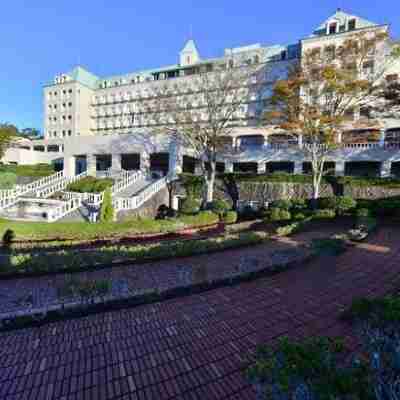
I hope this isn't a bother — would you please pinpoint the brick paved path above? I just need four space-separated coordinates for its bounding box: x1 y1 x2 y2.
0 226 398 400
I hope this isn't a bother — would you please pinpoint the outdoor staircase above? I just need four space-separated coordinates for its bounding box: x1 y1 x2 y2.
1 169 168 223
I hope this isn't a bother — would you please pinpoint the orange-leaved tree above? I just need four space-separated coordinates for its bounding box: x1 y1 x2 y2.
267 30 399 201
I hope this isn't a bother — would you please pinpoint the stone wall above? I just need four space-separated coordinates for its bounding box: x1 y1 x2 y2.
117 187 169 220
343 185 400 199
215 179 400 205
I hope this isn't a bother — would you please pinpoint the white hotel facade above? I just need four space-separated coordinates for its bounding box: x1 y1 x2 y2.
4 9 400 179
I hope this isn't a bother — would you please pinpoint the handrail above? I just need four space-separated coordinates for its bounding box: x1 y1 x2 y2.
113 177 167 211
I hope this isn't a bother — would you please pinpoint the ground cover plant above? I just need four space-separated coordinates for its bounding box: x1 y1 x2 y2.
248 295 400 399
66 176 114 193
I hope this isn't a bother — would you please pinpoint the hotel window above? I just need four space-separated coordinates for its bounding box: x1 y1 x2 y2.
329 22 337 35
68 130 72 136
348 19 356 31
68 115 72 120
363 61 374 75
68 89 72 94
62 115 66 121
54 91 58 96
62 130 66 137
63 90 66 95
54 104 57 109
68 102 72 107
62 103 66 108
53 131 57 136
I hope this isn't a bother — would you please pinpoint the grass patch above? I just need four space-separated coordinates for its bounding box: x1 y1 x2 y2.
0 164 55 178
0 211 219 242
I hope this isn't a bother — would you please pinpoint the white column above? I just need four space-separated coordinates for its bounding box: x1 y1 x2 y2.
335 161 345 176
225 161 234 173
337 131 343 144
294 161 303 174
379 129 386 147
298 134 303 149
64 156 76 178
112 154 122 171
87 154 97 177
381 160 392 177
257 162 266 174
141 152 150 171
168 139 183 178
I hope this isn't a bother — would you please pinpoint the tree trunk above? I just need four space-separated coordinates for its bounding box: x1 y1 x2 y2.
206 161 216 203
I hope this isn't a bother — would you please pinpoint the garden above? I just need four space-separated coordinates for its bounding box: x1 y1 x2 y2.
0 164 55 189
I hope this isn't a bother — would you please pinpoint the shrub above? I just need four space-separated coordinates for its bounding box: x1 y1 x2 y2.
67 176 114 193
180 197 201 215
0 172 17 189
355 208 371 218
336 196 357 215
312 238 347 256
290 198 307 210
270 199 292 210
312 209 336 219
206 199 230 217
156 204 170 220
222 211 237 224
99 189 114 222
318 197 338 210
247 337 371 399
293 212 306 221
2 229 15 248
179 174 204 198
239 205 259 221
269 208 291 222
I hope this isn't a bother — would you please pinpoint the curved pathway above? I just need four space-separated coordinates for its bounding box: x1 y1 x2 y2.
0 226 399 400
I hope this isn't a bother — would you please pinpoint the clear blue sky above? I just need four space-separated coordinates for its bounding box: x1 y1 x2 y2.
1 0 399 132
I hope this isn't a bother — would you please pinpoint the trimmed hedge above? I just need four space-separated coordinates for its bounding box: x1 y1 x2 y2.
206 199 230 216
2 230 269 277
222 211 238 224
313 209 336 219
268 208 291 222
180 197 201 215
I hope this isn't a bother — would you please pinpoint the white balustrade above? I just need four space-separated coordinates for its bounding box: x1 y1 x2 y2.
113 177 167 212
46 197 83 223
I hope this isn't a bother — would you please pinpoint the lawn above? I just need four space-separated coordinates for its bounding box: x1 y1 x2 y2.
0 164 55 178
0 211 219 241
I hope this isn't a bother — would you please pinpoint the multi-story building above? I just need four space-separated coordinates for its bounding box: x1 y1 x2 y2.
3 9 400 179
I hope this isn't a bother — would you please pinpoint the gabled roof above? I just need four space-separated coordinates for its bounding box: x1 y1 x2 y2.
180 39 199 54
314 9 377 35
67 66 99 89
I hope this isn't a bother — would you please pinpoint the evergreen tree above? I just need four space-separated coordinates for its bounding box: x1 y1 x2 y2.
99 188 114 222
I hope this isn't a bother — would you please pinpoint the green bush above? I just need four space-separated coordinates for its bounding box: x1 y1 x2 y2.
179 174 205 198
312 209 336 219
270 199 292 210
222 211 237 224
355 208 371 218
338 175 400 188
180 197 201 215
206 199 230 216
374 197 400 217
290 198 307 210
2 229 15 248
247 337 370 399
269 208 291 222
318 197 338 210
312 238 347 256
99 189 114 222
222 172 321 184
0 172 17 189
4 230 268 277
293 212 307 221
336 196 357 215
67 177 114 193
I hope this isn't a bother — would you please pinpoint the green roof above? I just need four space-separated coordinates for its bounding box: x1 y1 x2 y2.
67 66 99 89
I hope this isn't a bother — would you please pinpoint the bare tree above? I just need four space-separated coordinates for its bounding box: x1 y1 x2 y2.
152 61 268 203
267 30 400 201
